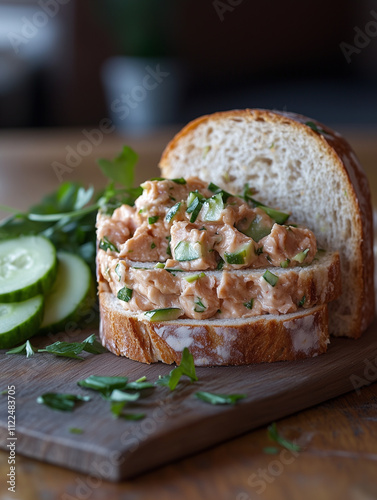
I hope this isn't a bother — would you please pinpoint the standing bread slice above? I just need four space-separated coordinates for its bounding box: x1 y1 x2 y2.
159 109 374 338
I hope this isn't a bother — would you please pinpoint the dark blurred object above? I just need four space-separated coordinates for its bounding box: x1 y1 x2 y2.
93 0 185 133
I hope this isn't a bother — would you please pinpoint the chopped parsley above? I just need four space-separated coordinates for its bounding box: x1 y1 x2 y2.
194 297 206 313
195 391 246 405
38 334 107 360
150 242 156 249
99 236 119 253
37 393 90 412
117 287 133 302
155 347 197 391
6 340 37 358
267 422 301 452
148 215 159 225
243 299 254 310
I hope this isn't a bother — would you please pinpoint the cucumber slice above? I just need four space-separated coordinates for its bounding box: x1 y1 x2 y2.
39 251 93 334
0 295 44 348
0 236 57 303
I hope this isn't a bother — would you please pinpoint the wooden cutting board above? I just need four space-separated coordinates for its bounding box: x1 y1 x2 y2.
1 320 377 481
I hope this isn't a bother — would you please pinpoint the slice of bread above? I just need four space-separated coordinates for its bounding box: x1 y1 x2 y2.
99 250 341 319
99 290 329 366
159 109 375 338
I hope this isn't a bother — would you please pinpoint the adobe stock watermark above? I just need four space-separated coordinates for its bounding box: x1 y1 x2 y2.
213 0 244 21
340 10 377 63
236 447 300 498
51 64 170 183
60 395 180 500
7 0 71 55
349 356 377 395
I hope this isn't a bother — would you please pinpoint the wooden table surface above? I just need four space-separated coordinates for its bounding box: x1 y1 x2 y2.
1 125 377 500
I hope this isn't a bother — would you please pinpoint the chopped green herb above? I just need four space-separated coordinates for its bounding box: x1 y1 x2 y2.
195 391 246 405
77 375 129 398
69 427 84 434
171 177 186 184
165 202 181 223
263 446 279 454
267 422 301 452
199 226 207 231
166 235 172 257
305 121 326 135
266 254 272 263
216 258 225 270
117 287 133 302
217 309 222 314
243 299 254 310
298 295 306 307
154 262 165 269
255 246 264 256
280 258 290 268
6 340 37 358
150 242 156 249
97 145 138 188
37 393 90 412
109 388 140 406
194 297 206 313
38 334 107 360
207 182 232 202
165 268 184 274
115 262 123 281
148 215 159 225
174 241 201 261
99 236 119 253
155 347 198 391
149 177 165 181
263 269 279 287
184 272 205 283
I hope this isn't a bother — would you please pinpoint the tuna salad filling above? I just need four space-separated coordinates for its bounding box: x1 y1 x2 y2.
97 176 319 320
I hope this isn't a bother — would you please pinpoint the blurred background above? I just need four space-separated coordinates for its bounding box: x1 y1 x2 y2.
1 0 377 214
0 0 376 130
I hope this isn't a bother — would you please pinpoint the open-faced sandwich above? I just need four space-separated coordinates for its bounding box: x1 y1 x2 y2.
96 109 375 366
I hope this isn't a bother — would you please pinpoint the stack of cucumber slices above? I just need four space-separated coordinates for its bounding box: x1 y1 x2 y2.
0 236 93 349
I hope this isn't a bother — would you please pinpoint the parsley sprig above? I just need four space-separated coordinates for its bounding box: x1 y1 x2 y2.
38 334 107 360
265 422 301 453
0 146 141 275
155 347 198 390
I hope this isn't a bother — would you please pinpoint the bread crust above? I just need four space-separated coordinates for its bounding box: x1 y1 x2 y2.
159 109 375 338
99 291 329 366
